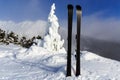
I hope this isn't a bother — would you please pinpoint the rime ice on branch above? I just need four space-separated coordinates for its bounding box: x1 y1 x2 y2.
43 3 65 52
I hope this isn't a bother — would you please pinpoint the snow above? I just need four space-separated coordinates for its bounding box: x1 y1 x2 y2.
81 51 101 60
0 44 120 80
43 3 65 52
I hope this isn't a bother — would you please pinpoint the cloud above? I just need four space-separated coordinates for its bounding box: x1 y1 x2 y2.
0 10 120 47
0 20 48 39
81 12 120 42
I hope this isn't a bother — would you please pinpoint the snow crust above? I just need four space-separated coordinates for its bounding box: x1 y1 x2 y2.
0 44 120 80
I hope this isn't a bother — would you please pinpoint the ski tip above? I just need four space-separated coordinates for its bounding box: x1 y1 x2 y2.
67 4 73 9
76 5 82 10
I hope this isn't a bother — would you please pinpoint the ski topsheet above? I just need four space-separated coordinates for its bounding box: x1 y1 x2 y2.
66 4 81 77
66 4 73 77
76 5 81 76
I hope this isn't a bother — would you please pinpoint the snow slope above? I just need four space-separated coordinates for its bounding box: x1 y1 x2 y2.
0 44 120 80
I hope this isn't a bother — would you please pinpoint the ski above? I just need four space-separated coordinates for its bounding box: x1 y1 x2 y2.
66 4 73 77
76 5 82 76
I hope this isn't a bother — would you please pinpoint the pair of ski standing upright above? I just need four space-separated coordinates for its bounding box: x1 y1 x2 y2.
66 4 82 77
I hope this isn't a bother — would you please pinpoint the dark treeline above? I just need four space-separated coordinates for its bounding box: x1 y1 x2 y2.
0 28 42 48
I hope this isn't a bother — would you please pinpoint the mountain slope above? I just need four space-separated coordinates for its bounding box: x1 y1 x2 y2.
81 36 120 61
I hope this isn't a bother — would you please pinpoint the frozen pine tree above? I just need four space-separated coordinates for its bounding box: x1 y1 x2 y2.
43 3 65 52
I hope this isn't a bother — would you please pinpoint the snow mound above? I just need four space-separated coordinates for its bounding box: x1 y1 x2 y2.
17 44 66 60
16 45 49 59
82 51 102 60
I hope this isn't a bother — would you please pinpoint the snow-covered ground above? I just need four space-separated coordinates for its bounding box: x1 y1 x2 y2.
0 44 120 80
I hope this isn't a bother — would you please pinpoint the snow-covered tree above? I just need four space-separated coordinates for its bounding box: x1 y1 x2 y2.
43 3 65 52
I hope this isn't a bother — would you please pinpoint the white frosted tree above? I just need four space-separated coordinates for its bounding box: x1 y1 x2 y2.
43 3 65 52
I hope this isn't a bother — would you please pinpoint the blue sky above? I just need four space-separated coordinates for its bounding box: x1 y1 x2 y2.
0 0 120 22
0 0 120 42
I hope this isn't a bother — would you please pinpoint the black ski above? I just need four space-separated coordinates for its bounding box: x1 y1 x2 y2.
76 5 82 76
66 4 73 77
